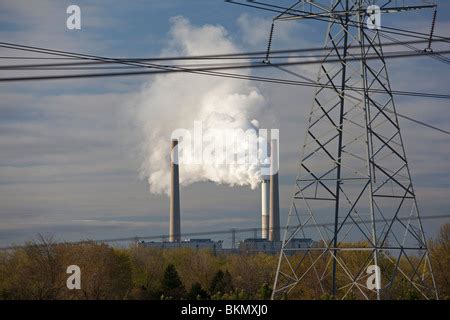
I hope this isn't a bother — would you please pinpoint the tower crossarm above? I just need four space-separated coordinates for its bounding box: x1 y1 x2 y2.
226 0 436 22
276 5 436 22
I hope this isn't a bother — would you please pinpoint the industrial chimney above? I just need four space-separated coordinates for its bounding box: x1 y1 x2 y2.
169 139 181 242
269 139 280 242
261 178 270 239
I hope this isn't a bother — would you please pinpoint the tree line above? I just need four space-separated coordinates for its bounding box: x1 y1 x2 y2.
0 224 448 300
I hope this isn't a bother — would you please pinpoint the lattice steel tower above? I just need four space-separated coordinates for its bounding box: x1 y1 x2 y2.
266 0 439 300
228 0 439 299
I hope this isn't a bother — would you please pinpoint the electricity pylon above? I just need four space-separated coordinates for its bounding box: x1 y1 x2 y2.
268 0 439 300
226 0 439 299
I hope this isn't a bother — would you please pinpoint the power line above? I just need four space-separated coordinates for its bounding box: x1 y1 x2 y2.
1 43 449 133
2 58 450 101
0 56 80 60
1 49 445 71
395 112 450 135
2 42 450 135
5 58 448 103
1 38 448 69
270 63 450 135
0 53 333 64
1 42 450 89
0 51 426 70
0 47 450 99
379 32 450 66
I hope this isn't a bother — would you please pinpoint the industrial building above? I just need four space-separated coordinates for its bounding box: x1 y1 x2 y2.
138 238 313 255
238 238 314 254
139 238 223 251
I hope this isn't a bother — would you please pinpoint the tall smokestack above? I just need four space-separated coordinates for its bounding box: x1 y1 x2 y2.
269 139 280 242
170 139 181 242
261 178 270 239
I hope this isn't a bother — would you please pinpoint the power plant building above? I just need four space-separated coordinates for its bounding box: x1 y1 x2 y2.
238 238 314 254
139 238 223 251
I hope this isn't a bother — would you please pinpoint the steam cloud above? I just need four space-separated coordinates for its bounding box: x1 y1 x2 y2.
132 17 268 194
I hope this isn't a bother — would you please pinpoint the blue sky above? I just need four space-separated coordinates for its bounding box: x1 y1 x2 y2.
0 0 449 246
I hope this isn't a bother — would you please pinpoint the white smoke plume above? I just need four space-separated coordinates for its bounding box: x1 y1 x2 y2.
131 17 269 195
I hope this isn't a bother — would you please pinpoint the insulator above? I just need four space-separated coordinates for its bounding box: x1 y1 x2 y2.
264 22 275 64
426 8 437 52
